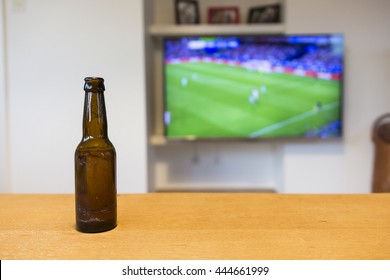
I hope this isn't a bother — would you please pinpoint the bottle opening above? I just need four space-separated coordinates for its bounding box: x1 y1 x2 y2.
84 77 105 91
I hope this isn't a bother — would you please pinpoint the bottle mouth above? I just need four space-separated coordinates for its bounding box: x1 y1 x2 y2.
84 77 105 91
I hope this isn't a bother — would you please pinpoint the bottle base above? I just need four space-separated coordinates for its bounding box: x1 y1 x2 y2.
76 219 117 233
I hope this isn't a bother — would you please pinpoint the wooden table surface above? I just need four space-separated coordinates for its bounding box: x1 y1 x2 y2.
1 193 390 260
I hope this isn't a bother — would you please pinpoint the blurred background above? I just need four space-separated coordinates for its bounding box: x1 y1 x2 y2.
0 0 389 194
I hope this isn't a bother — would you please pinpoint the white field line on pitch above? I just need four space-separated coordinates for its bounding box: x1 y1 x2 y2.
249 102 339 137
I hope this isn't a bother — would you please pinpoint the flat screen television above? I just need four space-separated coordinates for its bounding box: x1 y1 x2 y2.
163 34 344 140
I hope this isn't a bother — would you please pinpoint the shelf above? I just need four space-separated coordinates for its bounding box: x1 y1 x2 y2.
148 23 285 36
150 135 167 146
150 135 199 146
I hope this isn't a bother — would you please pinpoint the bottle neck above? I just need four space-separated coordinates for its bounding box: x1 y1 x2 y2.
82 90 108 140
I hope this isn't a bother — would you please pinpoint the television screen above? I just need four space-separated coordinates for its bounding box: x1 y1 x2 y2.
163 34 344 140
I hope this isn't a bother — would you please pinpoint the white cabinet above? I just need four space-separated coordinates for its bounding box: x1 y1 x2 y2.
144 0 285 192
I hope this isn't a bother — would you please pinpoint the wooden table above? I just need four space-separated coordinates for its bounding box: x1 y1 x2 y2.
1 193 390 259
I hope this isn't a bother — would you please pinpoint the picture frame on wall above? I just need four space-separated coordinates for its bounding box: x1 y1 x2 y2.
175 0 200 24
247 4 281 23
208 7 240 24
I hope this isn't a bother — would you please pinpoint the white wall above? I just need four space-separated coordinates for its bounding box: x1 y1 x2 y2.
1 0 147 193
0 0 8 192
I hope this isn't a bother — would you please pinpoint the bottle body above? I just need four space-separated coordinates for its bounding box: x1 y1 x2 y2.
75 77 117 233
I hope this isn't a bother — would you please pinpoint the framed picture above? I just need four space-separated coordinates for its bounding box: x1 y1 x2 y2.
175 0 200 24
208 7 240 24
247 4 281 23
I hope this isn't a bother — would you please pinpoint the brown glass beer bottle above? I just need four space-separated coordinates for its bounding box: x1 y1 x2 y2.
75 77 117 233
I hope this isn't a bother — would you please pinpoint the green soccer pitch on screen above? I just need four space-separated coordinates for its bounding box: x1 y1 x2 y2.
163 34 343 140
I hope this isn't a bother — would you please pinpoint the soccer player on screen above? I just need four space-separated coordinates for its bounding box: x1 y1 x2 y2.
249 89 260 107
313 101 322 112
181 77 188 87
252 89 260 100
261 85 267 94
